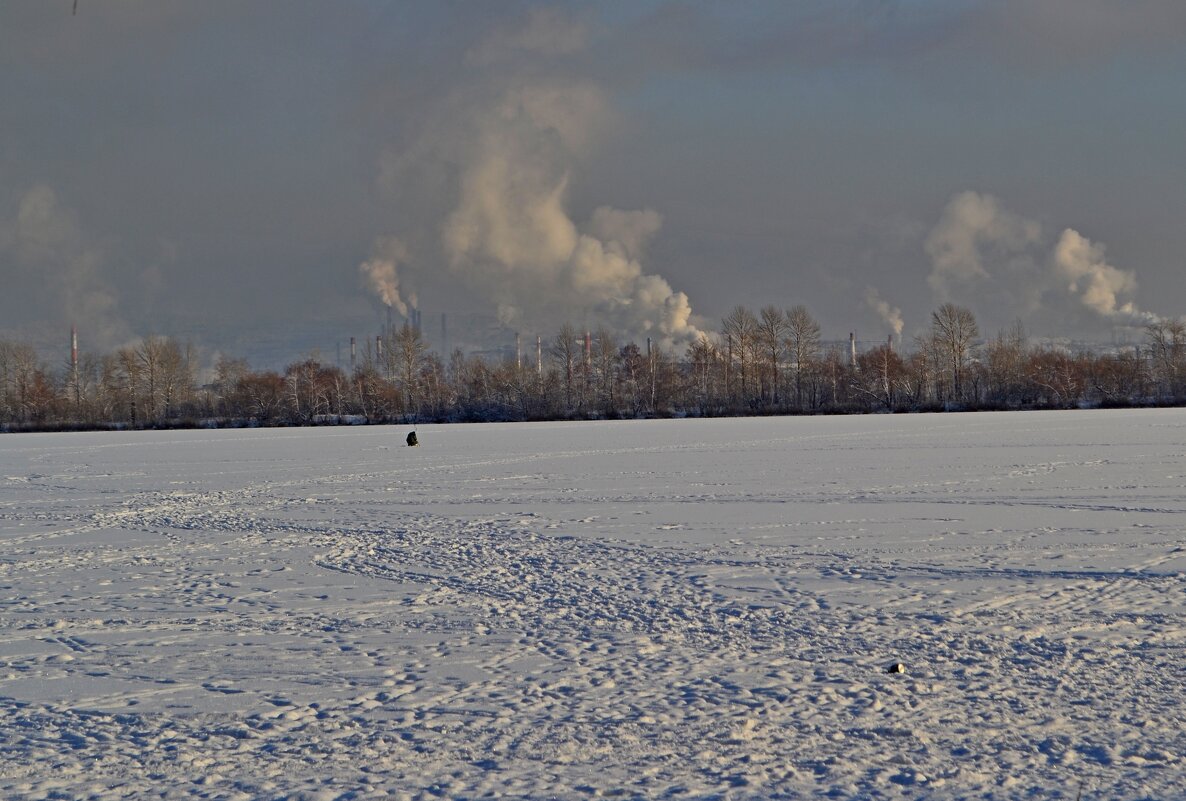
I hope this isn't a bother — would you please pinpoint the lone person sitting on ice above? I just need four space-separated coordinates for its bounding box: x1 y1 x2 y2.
406 431 419 447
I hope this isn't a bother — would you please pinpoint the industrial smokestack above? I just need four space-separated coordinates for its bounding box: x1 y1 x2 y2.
350 337 356 371
376 335 383 360
850 332 857 369
584 331 591 368
536 335 542 376
516 332 522 369
68 325 80 407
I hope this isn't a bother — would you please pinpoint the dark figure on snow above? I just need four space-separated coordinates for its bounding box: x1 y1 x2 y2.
406 431 419 447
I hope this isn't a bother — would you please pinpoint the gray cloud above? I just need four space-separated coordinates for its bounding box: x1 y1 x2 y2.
614 1 1186 77
953 0 1186 69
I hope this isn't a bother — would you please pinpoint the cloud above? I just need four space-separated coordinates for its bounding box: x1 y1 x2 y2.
924 191 1042 298
359 236 413 317
587 207 663 262
924 191 1158 331
1052 228 1155 324
864 286 903 338
383 11 703 348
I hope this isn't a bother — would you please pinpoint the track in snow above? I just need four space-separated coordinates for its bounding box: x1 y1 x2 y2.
1 411 1185 799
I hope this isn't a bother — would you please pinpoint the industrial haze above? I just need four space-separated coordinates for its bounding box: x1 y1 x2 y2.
2 3 1185 368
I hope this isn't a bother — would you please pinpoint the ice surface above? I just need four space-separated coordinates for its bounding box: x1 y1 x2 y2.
1 410 1184 799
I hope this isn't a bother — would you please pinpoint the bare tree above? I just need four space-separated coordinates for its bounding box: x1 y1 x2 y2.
1146 319 1186 400
684 335 721 413
214 356 250 417
238 370 287 422
114 336 195 424
930 303 979 403
285 358 335 423
0 343 58 424
550 323 581 413
756 306 787 405
721 306 758 405
1088 347 1146 405
592 327 619 415
1026 346 1081 407
393 322 428 419
784 305 821 409
0 342 42 423
854 343 906 410
156 340 195 420
984 320 1028 407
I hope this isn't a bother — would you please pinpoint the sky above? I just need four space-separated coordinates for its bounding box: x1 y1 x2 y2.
3 1 1186 367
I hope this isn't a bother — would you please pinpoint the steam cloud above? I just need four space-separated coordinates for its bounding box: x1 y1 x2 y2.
925 191 1042 298
358 236 415 317
1052 228 1155 324
380 10 702 348
925 191 1158 329
440 82 700 347
864 286 904 338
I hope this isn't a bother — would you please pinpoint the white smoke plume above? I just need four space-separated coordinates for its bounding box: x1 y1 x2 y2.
438 81 701 347
864 286 904 338
925 191 1041 299
375 11 702 349
358 236 415 317
924 191 1158 330
1052 228 1156 324
587 207 663 261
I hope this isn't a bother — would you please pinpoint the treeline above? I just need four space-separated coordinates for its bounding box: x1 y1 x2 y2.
3 303 1186 431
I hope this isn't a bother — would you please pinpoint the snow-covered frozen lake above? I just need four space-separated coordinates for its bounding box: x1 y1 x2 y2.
2 410 1184 799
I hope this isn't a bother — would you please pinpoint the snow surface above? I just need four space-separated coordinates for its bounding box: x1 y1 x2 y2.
2 410 1185 800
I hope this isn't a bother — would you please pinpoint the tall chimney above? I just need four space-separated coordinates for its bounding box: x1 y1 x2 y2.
584 331 592 368
536 335 542 376
850 332 857 368
69 325 80 406
350 336 357 371
516 332 522 369
376 335 383 360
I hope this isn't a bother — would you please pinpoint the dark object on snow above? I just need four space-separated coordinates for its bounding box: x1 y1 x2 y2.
886 662 906 674
406 431 419 447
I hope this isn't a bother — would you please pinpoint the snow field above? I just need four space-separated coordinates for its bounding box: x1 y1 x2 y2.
1 410 1185 799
